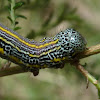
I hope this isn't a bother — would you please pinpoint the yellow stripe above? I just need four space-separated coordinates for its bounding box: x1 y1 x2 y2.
0 48 4 54
52 56 66 62
0 36 60 59
0 26 58 49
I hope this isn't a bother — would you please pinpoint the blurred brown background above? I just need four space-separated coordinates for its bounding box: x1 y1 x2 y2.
0 0 100 100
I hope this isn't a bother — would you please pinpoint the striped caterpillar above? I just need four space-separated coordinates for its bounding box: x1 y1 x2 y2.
0 23 87 76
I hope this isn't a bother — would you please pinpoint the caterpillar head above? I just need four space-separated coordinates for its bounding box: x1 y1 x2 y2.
55 28 87 59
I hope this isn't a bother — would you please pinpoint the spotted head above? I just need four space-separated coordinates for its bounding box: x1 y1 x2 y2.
54 28 87 59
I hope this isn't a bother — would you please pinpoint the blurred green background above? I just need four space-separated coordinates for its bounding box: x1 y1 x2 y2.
0 0 100 100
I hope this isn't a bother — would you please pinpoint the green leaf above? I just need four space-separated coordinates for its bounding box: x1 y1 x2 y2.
13 1 25 10
15 15 27 19
14 27 21 31
7 16 13 23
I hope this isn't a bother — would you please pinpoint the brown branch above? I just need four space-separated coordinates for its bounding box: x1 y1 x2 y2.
0 44 100 77
1 44 100 98
78 44 100 59
0 66 28 77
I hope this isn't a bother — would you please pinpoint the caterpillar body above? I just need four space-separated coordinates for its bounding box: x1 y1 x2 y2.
0 23 87 76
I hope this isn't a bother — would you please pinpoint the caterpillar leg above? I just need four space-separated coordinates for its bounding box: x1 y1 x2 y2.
30 68 39 76
23 66 39 76
51 63 65 69
57 63 65 69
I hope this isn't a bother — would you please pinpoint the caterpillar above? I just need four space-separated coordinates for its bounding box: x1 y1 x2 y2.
0 23 87 76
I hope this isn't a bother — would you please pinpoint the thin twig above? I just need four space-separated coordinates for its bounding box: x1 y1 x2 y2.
3 61 11 69
10 0 15 29
72 61 100 99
